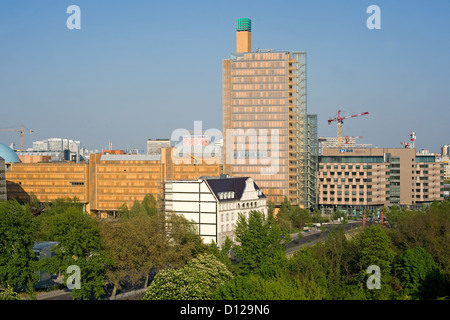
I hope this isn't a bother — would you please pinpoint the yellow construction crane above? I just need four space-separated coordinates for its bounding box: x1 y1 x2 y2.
0 125 34 151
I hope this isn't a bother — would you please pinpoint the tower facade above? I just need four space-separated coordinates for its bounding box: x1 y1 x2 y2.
223 19 317 208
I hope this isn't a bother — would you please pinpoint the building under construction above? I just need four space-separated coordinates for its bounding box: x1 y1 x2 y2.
222 18 318 208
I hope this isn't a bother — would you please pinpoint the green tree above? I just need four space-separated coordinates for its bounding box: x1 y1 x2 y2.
117 203 129 218
357 225 396 299
0 285 21 300
213 274 325 300
389 204 450 275
287 248 327 293
205 237 233 271
0 200 38 291
39 204 106 300
234 210 289 278
274 197 293 232
308 227 350 299
266 200 276 223
142 253 232 300
396 247 448 299
141 194 158 217
101 210 204 299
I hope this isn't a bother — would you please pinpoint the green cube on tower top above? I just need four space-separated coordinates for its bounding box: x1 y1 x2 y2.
236 18 251 32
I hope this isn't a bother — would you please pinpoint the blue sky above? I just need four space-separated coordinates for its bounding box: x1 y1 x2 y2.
0 0 449 152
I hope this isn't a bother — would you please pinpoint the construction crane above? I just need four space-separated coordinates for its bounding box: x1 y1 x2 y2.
0 125 34 151
328 110 369 148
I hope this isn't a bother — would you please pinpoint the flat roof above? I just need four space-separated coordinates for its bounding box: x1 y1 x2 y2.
100 154 161 161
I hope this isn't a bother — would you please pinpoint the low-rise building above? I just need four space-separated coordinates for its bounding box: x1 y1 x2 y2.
164 176 267 247
33 241 59 283
4 145 221 216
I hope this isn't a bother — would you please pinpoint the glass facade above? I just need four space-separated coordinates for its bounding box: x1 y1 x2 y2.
223 50 316 207
416 155 435 162
319 156 384 163
227 51 289 204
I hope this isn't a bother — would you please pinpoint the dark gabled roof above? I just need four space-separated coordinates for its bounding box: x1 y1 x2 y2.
205 177 265 201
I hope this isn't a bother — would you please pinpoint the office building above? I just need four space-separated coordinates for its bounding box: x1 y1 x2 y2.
222 18 317 208
4 146 221 217
6 161 90 207
318 148 445 213
164 176 267 246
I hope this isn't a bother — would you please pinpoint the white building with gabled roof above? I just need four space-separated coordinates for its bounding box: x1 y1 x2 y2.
164 176 267 247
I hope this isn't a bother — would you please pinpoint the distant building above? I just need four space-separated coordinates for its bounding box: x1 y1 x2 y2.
27 138 86 162
318 148 445 214
441 145 449 156
101 149 125 155
147 139 171 155
0 157 6 201
164 176 267 247
444 184 450 199
444 163 450 180
33 241 58 283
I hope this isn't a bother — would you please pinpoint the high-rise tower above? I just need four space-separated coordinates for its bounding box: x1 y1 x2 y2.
222 18 318 208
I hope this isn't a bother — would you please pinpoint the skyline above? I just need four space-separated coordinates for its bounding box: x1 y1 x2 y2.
0 0 449 153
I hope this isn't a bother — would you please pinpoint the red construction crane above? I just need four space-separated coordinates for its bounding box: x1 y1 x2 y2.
328 110 369 148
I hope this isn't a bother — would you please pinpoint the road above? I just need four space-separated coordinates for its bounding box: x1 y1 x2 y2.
285 220 371 255
37 289 73 300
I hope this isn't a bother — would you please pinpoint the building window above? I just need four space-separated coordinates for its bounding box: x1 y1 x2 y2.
69 182 84 186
